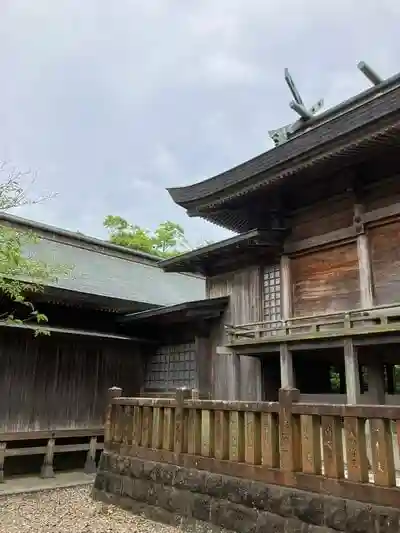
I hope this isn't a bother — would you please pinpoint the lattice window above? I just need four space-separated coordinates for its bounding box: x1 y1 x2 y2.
144 342 197 390
264 263 281 334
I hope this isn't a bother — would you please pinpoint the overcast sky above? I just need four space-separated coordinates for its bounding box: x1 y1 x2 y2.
1 1 399 246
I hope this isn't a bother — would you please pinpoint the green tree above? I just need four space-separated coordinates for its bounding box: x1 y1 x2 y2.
0 163 70 334
104 216 190 258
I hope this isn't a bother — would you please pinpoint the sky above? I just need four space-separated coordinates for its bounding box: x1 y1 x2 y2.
1 1 400 247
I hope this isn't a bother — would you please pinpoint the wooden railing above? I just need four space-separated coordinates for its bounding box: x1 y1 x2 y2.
105 387 400 508
227 303 400 344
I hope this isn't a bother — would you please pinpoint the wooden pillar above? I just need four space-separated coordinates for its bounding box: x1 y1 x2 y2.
354 203 374 308
367 358 386 404
214 346 240 400
280 255 292 320
239 356 262 401
344 339 361 404
280 344 295 389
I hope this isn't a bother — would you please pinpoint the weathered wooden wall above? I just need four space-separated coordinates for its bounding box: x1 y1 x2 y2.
369 220 400 306
291 243 360 316
285 174 400 317
289 193 354 242
0 329 144 434
207 266 263 401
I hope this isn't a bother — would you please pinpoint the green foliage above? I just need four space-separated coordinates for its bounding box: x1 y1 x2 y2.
0 163 71 333
104 216 191 258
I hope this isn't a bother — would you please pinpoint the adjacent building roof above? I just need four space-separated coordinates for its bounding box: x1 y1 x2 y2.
160 229 283 275
0 213 205 307
167 71 400 228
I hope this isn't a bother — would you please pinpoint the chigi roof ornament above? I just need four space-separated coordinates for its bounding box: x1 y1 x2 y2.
269 61 386 147
268 68 324 147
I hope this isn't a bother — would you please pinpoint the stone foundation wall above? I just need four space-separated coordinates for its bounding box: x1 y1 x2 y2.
93 451 400 533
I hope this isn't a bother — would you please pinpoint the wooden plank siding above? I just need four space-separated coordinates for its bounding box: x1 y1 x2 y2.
291 243 360 316
369 220 400 306
363 174 400 212
289 193 354 242
207 266 263 401
206 266 263 325
0 329 144 434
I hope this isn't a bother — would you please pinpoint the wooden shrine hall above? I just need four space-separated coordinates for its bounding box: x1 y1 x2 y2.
160 65 400 407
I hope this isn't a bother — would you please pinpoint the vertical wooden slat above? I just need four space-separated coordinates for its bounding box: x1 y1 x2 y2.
163 408 174 451
370 418 396 487
214 410 229 460
301 415 322 474
132 406 142 446
113 404 124 445
122 406 133 446
174 405 185 454
183 408 189 453
245 412 261 465
344 417 369 483
321 416 344 479
141 406 153 448
229 411 244 462
151 408 164 449
201 410 215 457
0 443 6 483
188 409 202 455
261 412 279 468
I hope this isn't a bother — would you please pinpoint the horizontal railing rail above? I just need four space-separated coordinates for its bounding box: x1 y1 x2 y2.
227 302 400 343
104 387 400 508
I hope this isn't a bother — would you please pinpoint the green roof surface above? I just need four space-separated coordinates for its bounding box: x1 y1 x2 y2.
2 213 205 307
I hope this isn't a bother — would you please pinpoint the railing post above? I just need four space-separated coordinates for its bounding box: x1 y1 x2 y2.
174 387 191 454
279 388 301 474
104 386 123 449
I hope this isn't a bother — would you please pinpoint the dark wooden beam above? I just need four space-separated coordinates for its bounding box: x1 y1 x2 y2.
284 201 400 255
284 226 357 255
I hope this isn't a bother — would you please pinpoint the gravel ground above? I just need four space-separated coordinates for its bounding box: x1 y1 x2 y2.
0 485 180 533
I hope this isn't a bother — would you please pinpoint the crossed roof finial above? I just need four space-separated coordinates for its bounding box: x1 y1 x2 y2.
268 69 324 147
268 62 384 147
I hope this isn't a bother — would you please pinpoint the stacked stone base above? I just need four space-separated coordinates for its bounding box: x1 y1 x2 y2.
93 451 400 533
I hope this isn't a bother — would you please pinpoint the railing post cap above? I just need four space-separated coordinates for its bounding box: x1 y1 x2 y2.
191 388 200 400
279 388 300 406
175 387 191 403
108 386 123 398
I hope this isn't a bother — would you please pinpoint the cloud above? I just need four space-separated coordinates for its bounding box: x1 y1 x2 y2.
0 0 399 246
